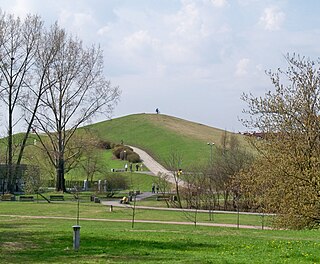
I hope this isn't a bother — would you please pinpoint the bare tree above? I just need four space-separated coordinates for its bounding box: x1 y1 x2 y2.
33 24 120 192
164 151 183 208
0 12 47 192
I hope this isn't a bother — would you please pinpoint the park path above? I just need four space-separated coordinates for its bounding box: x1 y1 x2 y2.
129 146 170 176
130 146 185 186
0 214 270 230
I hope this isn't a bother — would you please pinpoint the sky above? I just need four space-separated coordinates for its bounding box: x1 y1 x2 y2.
1 0 320 132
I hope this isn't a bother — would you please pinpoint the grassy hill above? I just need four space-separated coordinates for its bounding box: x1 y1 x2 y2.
85 113 247 169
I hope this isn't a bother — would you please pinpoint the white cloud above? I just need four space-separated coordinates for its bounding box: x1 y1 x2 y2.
235 58 250 77
210 0 228 8
123 30 160 54
58 10 98 39
260 7 285 31
97 25 110 36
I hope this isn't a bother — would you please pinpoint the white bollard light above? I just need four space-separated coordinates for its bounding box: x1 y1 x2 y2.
72 225 81 251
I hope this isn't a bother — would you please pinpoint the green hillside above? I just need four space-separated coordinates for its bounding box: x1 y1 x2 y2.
85 113 246 169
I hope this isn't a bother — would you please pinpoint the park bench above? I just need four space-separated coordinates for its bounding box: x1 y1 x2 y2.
156 195 170 201
1 194 15 201
50 195 64 201
111 168 125 172
19 196 34 202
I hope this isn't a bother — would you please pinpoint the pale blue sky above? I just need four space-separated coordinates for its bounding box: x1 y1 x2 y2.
1 0 320 132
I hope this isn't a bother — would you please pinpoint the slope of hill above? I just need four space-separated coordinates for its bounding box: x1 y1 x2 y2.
86 113 247 169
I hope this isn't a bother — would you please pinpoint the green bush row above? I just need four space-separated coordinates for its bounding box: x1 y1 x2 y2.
112 145 141 163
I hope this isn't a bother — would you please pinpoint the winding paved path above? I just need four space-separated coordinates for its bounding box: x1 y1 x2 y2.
130 146 184 186
130 146 170 176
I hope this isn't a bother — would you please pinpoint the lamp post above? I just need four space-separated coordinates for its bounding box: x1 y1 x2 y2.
207 142 215 221
207 142 214 164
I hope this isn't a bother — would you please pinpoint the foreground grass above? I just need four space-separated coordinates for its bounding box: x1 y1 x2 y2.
0 214 320 263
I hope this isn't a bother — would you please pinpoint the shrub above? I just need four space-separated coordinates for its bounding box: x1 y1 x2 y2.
126 152 141 163
98 140 113 149
104 174 128 191
112 145 133 159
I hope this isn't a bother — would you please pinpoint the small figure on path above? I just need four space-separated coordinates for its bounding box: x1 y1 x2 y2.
136 163 139 171
125 163 128 171
152 183 155 193
156 184 159 193
129 163 133 172
156 108 159 114
120 196 129 204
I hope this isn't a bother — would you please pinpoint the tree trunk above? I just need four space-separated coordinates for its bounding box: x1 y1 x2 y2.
56 158 66 192
7 58 14 193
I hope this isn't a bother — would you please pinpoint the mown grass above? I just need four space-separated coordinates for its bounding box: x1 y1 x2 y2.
0 208 320 263
0 202 268 227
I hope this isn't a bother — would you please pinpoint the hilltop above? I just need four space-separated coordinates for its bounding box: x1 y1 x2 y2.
85 113 247 168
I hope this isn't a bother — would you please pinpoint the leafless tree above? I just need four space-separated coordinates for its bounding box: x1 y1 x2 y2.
164 151 183 208
33 24 120 192
0 12 47 192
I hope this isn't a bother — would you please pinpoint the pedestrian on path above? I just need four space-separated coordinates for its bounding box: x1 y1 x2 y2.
136 163 139 171
152 183 155 193
125 163 128 171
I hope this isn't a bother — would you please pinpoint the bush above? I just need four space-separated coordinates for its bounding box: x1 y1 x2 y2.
104 174 128 191
127 152 141 163
112 145 133 159
98 140 113 149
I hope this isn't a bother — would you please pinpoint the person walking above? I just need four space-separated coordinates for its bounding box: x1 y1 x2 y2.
136 163 139 171
152 183 155 193
124 163 128 171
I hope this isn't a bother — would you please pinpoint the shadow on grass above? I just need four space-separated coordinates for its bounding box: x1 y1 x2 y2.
1 228 222 263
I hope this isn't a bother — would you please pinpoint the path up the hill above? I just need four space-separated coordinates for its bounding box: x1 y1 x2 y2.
130 146 185 186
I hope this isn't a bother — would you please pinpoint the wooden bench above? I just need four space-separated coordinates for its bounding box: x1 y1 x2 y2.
1 194 15 201
156 195 170 201
50 195 64 201
111 168 125 172
20 196 34 202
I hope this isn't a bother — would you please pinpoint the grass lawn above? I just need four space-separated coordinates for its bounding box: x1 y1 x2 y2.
0 206 320 263
85 113 246 168
0 202 269 227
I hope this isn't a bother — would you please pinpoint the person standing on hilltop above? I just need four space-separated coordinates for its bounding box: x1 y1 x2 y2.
156 108 159 114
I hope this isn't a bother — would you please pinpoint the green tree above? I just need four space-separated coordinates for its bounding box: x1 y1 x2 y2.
239 54 320 229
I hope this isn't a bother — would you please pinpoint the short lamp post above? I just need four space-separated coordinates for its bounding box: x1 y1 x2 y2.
207 142 215 164
72 190 81 251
